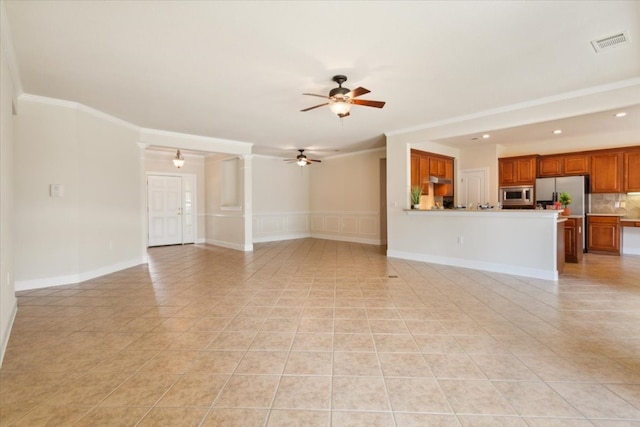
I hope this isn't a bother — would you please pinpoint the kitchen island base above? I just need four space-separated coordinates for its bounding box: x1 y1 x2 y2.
389 209 563 280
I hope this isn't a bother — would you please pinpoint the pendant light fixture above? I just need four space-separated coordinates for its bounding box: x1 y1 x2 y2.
173 149 185 168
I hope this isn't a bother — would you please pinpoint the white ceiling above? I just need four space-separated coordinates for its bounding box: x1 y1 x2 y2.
4 1 640 158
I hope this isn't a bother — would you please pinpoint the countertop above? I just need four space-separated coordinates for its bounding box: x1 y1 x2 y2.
586 213 626 217
404 209 561 219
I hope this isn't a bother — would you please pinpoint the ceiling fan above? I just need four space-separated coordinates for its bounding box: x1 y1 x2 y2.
301 75 386 118
284 149 321 167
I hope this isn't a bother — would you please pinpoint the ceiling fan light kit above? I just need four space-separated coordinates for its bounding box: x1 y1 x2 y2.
301 75 385 118
329 100 351 117
284 149 321 167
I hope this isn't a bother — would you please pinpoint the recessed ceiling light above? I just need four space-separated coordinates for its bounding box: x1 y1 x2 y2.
482 134 490 139
614 112 627 117
553 129 562 135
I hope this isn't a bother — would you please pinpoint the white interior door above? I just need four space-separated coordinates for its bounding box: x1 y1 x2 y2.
148 175 183 246
460 169 487 208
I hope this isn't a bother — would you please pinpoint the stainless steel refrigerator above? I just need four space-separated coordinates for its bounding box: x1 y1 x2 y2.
535 175 589 250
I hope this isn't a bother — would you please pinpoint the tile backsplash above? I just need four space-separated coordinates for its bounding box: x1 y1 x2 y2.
590 193 640 218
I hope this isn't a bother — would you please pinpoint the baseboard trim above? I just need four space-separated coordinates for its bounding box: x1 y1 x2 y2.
0 301 17 367
310 233 383 246
15 256 147 291
205 239 253 252
253 233 311 243
386 249 558 281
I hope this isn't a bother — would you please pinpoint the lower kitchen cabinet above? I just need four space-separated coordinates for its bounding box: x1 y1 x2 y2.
587 215 621 255
564 217 583 263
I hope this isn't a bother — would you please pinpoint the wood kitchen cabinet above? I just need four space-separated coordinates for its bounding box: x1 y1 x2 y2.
538 154 590 177
587 215 621 255
564 217 583 263
429 156 447 178
419 156 430 194
499 155 537 186
410 149 430 195
410 152 420 188
590 152 623 193
563 154 590 175
624 151 640 192
538 156 563 177
434 156 454 197
411 149 455 197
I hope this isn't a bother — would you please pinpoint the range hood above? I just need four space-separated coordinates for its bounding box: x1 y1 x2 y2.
429 176 452 184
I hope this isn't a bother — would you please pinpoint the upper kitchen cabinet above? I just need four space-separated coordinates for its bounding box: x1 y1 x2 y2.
563 154 590 175
429 156 447 178
419 156 430 194
499 155 537 186
538 156 563 177
410 151 420 188
410 149 430 195
590 151 623 193
538 154 590 177
435 156 455 197
411 150 455 196
624 151 640 192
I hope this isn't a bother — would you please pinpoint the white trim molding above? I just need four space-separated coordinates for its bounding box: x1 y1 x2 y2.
252 211 383 246
253 212 311 242
0 301 17 366
15 257 147 291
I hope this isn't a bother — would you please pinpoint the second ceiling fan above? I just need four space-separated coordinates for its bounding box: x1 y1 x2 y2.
301 75 385 118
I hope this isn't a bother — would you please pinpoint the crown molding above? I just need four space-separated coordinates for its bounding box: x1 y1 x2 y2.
18 93 140 132
386 77 640 137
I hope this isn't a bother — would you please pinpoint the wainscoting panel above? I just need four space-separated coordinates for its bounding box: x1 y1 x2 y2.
253 212 310 242
341 217 358 234
310 211 381 245
358 217 378 236
325 216 341 233
311 216 325 232
253 211 382 245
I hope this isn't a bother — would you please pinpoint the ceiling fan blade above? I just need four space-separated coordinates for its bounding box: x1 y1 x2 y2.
348 87 370 98
303 93 332 99
308 159 322 163
301 103 329 112
351 99 386 108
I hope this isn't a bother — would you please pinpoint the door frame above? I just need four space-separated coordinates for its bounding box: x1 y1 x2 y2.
146 172 197 247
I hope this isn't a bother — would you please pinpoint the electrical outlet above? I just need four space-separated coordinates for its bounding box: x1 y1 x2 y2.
620 201 626 208
457 236 463 244
615 201 620 208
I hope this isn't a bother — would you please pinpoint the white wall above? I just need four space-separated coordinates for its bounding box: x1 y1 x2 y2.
145 150 206 243
252 155 311 242
14 98 145 290
205 154 251 250
0 31 18 365
309 148 386 245
77 109 144 273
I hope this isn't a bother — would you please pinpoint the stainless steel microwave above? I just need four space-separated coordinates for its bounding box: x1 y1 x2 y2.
500 186 534 207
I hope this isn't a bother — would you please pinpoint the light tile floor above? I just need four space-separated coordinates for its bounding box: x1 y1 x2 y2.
2 239 640 426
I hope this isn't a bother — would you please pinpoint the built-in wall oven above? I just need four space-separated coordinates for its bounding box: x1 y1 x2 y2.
500 185 534 208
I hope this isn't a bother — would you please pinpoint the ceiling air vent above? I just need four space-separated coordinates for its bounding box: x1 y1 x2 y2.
591 31 630 52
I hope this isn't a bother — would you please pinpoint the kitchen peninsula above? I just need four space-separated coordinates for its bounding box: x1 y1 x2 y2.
389 209 564 280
